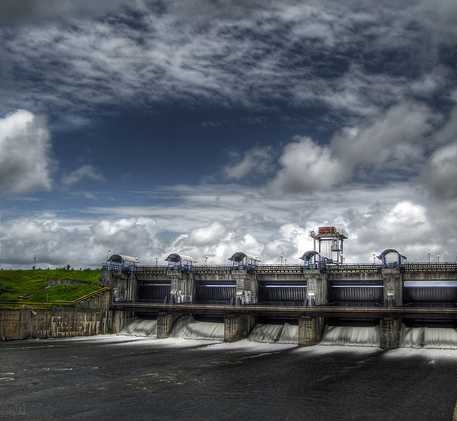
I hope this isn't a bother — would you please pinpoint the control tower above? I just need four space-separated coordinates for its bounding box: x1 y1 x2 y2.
310 226 347 265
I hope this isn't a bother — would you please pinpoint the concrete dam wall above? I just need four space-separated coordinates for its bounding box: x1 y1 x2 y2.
0 289 112 341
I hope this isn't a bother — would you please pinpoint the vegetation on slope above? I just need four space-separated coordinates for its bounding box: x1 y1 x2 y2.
0 269 102 303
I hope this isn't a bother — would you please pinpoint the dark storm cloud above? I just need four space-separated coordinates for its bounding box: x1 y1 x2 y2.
2 0 456 118
0 0 128 25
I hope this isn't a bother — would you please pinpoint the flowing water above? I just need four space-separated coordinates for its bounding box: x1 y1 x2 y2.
171 316 224 340
321 325 381 347
2 336 457 420
248 324 283 343
400 326 457 349
278 323 298 344
120 319 157 337
248 323 298 344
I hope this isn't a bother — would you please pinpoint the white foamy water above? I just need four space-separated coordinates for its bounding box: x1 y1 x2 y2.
321 326 380 347
120 319 157 337
400 327 457 349
248 323 298 344
277 323 298 344
171 316 224 341
249 324 283 343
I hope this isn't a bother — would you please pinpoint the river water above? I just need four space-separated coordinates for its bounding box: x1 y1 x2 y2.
2 331 457 421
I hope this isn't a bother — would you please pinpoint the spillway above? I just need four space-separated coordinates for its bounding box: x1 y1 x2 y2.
120 319 157 337
328 280 383 306
195 280 236 304
249 324 283 343
258 281 307 306
321 325 381 347
136 280 170 302
400 326 457 349
248 322 298 344
278 323 298 344
171 316 224 341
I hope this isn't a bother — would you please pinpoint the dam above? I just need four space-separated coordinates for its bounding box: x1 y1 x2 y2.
105 227 457 349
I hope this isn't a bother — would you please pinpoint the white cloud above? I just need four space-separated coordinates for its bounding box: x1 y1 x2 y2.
189 222 227 246
224 146 273 180
62 165 105 187
331 102 436 175
2 182 457 267
0 110 51 193
270 137 347 193
423 142 457 199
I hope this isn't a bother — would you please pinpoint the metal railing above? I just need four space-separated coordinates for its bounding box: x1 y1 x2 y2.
0 287 110 309
107 262 457 275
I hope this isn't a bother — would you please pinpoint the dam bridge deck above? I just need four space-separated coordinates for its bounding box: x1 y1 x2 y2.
111 302 457 319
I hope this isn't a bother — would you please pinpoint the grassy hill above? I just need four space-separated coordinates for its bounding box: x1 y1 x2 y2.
0 269 102 303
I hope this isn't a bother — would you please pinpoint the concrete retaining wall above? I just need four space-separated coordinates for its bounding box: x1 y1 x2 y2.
0 290 112 341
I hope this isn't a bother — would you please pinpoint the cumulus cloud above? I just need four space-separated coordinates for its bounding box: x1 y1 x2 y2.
270 137 346 193
331 102 437 177
62 165 105 187
423 142 457 199
224 146 273 180
189 222 227 246
260 102 439 193
0 110 51 193
1 182 456 267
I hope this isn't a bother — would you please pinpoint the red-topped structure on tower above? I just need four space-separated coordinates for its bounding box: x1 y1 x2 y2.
310 226 348 265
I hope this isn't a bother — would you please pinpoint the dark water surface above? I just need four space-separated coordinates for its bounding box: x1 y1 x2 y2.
1 336 457 421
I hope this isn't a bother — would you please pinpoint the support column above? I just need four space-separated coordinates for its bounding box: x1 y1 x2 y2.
382 268 403 306
232 270 257 304
224 314 256 342
380 317 401 349
305 271 328 305
157 313 178 338
298 316 324 346
169 271 195 303
111 310 134 334
110 271 135 303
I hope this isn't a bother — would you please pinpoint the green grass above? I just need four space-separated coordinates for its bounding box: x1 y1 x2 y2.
0 269 102 303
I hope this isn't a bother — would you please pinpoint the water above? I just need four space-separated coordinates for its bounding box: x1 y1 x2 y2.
120 319 157 337
248 323 298 344
401 327 457 349
171 316 224 341
2 336 457 420
321 325 381 347
278 323 298 344
249 324 283 343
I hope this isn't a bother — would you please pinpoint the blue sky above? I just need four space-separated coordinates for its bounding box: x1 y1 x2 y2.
1 0 457 266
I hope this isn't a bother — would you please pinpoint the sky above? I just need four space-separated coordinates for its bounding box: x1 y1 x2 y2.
1 0 457 267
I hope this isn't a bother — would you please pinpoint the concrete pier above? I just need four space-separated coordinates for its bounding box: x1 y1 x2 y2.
224 313 256 342
157 312 178 338
380 317 401 350
232 270 258 304
382 268 403 306
298 316 324 346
